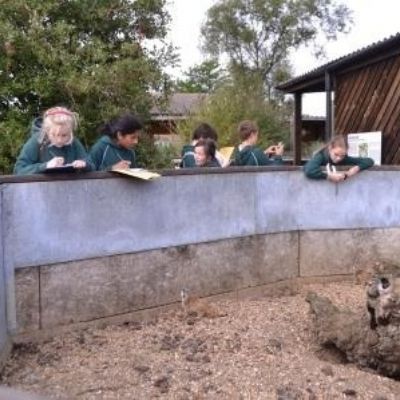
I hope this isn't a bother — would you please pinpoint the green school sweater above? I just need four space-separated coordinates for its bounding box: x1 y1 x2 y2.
232 145 283 166
14 136 93 175
180 144 196 168
89 136 137 171
304 149 374 179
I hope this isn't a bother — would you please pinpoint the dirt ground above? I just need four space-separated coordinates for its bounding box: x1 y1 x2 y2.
1 282 400 400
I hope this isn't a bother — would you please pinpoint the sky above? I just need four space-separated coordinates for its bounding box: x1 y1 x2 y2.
166 0 400 116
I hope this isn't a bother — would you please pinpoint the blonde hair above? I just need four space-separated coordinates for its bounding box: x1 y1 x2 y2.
312 134 349 156
40 106 78 145
327 134 348 150
238 120 258 141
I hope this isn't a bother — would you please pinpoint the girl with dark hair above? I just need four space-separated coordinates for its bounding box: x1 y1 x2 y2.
90 113 143 171
304 135 374 181
194 138 221 167
181 122 229 168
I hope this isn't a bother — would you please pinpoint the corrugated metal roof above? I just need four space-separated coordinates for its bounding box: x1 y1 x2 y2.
277 32 400 93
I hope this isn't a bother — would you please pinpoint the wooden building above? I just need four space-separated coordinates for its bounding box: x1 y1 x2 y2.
277 33 400 165
149 93 207 139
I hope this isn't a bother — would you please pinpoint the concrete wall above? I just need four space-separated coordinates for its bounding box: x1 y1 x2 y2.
0 187 11 368
5 170 400 270
1 168 400 336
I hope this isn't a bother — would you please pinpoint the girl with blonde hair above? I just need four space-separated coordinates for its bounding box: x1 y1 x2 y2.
14 106 93 175
304 135 374 181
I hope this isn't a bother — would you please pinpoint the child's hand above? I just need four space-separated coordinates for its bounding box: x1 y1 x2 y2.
345 166 360 178
112 160 131 170
72 160 86 169
265 142 284 156
327 172 346 183
46 157 64 168
275 142 284 156
265 145 277 155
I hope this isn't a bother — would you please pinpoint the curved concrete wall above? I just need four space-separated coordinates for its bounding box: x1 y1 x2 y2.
0 187 10 368
1 167 400 340
4 170 400 268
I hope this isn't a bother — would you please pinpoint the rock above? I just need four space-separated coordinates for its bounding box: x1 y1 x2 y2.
201 355 211 363
343 387 357 396
265 338 283 354
159 335 182 351
36 352 61 367
276 385 302 400
153 376 170 393
307 271 400 379
320 365 334 376
133 365 150 374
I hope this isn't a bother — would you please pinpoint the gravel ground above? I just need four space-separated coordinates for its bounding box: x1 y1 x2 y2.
1 282 400 400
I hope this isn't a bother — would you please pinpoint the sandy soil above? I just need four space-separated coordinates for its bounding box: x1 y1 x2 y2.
1 282 400 400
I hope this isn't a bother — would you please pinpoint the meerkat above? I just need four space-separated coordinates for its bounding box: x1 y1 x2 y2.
180 288 226 318
366 276 391 329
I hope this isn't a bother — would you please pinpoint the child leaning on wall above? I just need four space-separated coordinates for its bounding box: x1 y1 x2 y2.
194 138 221 168
89 113 143 171
232 120 284 166
304 135 374 182
180 123 229 168
14 107 93 175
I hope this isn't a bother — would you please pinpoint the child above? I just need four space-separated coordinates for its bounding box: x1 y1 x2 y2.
181 122 228 168
304 135 374 182
90 113 142 171
194 138 221 167
14 107 93 175
232 120 284 166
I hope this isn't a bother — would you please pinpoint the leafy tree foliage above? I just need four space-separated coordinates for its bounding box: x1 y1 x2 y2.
0 0 177 173
177 73 291 150
175 60 225 93
201 0 352 97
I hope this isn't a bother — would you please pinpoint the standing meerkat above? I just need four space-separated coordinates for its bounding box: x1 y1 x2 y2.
180 288 226 318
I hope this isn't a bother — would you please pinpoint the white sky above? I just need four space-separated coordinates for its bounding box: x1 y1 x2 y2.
166 0 400 116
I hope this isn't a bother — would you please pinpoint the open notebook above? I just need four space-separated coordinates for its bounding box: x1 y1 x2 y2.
112 168 161 181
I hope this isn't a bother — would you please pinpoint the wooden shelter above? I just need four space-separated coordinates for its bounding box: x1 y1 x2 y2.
277 33 400 165
149 93 207 136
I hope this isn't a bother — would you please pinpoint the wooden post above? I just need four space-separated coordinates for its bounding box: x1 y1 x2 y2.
293 92 302 165
325 71 332 141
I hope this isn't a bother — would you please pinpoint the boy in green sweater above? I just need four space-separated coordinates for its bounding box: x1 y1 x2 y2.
304 135 374 182
232 120 284 166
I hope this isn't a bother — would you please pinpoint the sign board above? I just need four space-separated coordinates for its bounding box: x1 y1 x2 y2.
347 131 382 165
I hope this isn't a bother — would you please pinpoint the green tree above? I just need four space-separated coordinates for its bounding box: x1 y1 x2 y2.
0 0 177 173
175 60 225 93
177 73 290 150
201 0 352 98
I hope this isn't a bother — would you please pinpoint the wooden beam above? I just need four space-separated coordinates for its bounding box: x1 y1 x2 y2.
325 71 333 141
293 92 302 165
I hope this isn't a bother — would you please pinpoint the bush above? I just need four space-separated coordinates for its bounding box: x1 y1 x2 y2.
136 135 179 170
